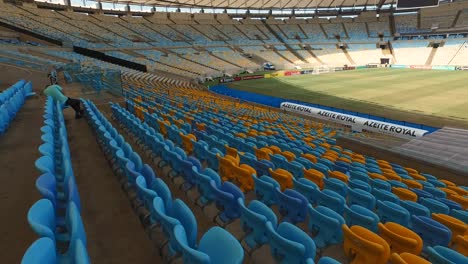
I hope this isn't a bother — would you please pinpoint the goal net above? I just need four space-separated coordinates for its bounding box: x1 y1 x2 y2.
313 65 336 75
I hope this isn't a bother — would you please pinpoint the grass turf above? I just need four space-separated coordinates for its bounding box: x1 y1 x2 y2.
227 68 468 129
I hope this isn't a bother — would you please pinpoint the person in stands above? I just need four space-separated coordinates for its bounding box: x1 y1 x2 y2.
48 67 58 85
43 83 84 119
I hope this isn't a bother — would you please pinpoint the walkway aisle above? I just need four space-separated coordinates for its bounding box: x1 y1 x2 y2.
0 95 43 263
65 110 161 263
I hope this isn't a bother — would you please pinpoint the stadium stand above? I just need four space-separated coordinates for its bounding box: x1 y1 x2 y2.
0 80 33 136
1 1 468 263
23 96 90 263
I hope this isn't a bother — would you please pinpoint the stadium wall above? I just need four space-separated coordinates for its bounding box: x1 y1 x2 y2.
73 46 147 72
209 85 439 135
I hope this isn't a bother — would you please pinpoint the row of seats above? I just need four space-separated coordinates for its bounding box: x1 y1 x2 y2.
111 101 346 263
22 97 89 263
121 85 468 262
0 80 33 135
82 99 249 263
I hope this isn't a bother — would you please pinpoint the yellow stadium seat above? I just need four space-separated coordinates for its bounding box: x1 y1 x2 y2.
225 145 239 159
440 179 456 187
303 169 325 189
390 253 431 264
281 151 296 162
404 167 418 175
342 224 390 264
392 187 418 202
439 187 458 197
384 172 402 182
180 133 196 154
158 120 170 136
329 170 349 184
195 123 205 131
323 155 337 162
255 147 273 161
337 157 351 163
454 235 468 256
369 173 387 181
432 213 468 244
378 222 423 255
218 155 238 182
301 153 317 164
449 194 468 210
401 179 423 189
447 186 468 196
409 173 426 181
268 146 281 155
269 168 293 192
233 164 256 192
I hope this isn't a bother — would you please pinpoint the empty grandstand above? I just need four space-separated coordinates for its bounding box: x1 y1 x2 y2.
1 0 468 264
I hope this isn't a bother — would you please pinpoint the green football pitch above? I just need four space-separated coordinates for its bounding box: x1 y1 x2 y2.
227 68 468 129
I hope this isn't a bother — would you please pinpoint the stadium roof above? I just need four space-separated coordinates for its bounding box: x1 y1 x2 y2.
99 0 397 10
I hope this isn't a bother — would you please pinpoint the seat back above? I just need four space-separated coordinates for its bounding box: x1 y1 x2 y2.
173 225 210 264
390 252 431 264
153 178 172 211
293 178 320 206
234 164 256 192
218 155 237 182
412 215 452 248
342 224 390 264
253 175 280 206
378 222 423 255
67 202 87 257
348 188 376 210
319 189 346 215
276 189 308 224
377 201 411 227
35 173 57 209
392 187 418 202
21 238 57 264
432 213 468 243
238 199 277 248
269 168 293 192
308 205 345 248
420 197 450 215
344 205 380 233
324 177 348 198
27 199 56 242
427 246 468 264
171 199 198 249
303 169 325 189
266 222 315 264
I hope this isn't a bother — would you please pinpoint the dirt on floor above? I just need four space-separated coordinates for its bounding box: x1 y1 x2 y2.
65 107 161 263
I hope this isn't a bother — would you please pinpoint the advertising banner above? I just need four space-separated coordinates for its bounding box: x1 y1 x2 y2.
264 73 272 78
280 102 429 139
391 65 409 69
242 75 264 80
234 76 242 81
285 70 301 76
269 71 285 78
410 65 432 70
431 65 456 71
219 77 234 83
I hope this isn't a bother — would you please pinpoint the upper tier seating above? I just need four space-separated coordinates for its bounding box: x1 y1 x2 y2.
0 80 33 136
